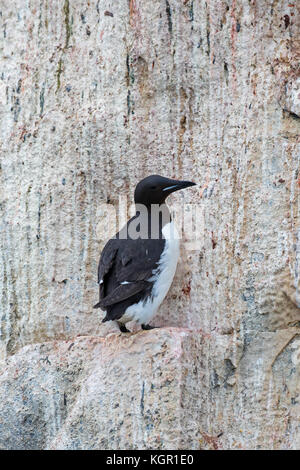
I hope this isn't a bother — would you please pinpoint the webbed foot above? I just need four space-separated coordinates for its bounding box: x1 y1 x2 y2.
118 322 131 333
141 324 157 330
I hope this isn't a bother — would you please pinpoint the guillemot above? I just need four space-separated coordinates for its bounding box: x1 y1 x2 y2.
93 175 196 332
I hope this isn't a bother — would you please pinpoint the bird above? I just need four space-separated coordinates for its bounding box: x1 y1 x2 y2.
93 174 196 333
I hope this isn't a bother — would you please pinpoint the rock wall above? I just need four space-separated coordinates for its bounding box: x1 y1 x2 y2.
0 0 299 449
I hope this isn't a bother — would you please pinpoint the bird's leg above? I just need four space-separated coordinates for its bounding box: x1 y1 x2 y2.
141 324 157 330
117 322 131 333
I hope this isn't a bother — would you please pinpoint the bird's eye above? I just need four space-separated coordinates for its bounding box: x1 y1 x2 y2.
150 186 157 190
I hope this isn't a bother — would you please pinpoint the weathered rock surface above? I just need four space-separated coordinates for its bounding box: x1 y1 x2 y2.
0 0 299 450
0 327 299 450
0 329 203 450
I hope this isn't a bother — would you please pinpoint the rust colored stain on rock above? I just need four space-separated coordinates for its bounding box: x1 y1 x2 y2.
182 281 191 296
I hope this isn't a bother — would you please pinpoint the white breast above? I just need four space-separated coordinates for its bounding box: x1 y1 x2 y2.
120 221 180 325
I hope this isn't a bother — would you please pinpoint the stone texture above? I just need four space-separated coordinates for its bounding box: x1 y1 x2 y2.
0 329 203 450
0 0 299 450
0 327 299 450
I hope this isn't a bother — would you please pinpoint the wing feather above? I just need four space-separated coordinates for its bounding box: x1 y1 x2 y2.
97 280 150 308
93 227 165 313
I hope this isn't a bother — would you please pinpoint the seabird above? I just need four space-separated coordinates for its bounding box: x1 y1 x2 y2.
93 175 196 332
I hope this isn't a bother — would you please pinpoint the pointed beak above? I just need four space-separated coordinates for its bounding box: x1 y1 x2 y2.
162 180 196 194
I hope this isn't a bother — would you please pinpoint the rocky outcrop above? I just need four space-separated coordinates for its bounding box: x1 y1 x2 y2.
0 327 299 450
0 329 203 450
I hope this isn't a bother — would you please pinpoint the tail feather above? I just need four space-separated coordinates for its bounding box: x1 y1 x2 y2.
93 301 102 309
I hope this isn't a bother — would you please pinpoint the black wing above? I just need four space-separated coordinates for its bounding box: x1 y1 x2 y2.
93 238 118 309
93 235 165 315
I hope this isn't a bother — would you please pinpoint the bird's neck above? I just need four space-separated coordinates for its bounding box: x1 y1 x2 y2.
134 203 172 225
131 203 172 240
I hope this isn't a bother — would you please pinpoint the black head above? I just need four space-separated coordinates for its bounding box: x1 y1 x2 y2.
134 175 196 205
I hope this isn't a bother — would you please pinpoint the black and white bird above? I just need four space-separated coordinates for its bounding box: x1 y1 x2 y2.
93 175 196 333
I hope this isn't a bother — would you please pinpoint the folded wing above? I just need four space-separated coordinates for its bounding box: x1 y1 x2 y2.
93 236 165 312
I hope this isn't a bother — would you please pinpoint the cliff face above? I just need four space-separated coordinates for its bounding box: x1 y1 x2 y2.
0 0 299 449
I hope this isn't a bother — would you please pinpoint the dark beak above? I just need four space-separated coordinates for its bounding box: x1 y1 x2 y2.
163 180 196 194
